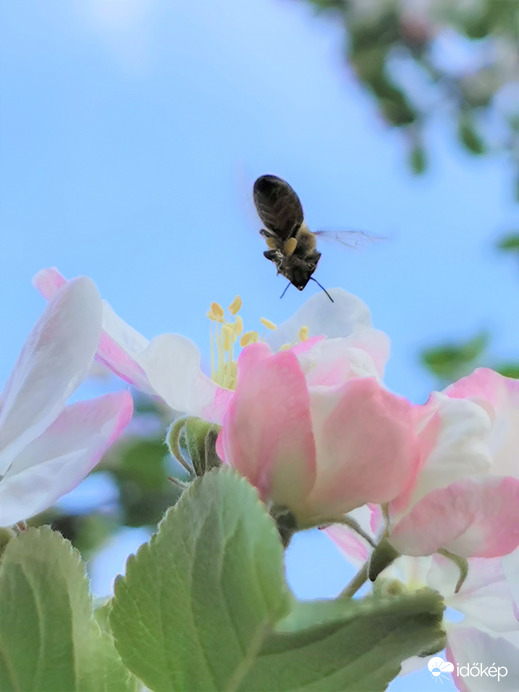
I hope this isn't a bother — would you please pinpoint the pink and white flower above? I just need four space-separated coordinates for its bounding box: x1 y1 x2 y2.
0 277 133 526
394 553 519 691
388 369 519 558
33 266 390 422
215 340 421 525
328 515 519 690
34 267 423 525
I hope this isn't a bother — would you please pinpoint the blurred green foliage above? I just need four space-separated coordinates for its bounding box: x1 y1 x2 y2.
420 331 489 383
297 0 519 385
497 232 519 253
420 330 519 386
301 0 519 196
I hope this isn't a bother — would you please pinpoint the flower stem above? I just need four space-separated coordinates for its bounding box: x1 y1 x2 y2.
166 417 194 476
339 562 369 598
318 515 376 548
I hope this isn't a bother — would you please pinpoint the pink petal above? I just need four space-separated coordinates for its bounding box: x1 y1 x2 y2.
0 277 102 475
0 391 133 526
391 393 492 517
390 476 519 557
218 342 316 511
33 268 231 419
34 268 152 393
306 378 420 517
447 368 519 477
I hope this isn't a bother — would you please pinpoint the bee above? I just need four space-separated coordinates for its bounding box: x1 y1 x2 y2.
253 174 334 301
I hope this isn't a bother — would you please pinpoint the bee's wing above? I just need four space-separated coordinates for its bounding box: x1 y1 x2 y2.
313 229 385 249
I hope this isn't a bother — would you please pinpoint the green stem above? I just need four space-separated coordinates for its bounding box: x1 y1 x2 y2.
339 562 369 598
317 515 376 548
166 417 194 476
438 548 469 593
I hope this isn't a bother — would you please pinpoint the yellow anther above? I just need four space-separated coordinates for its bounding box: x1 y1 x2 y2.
298 325 309 341
260 317 277 330
222 324 234 351
207 301 224 322
265 237 277 249
233 315 243 336
279 343 292 351
284 237 297 256
240 331 259 347
228 295 242 315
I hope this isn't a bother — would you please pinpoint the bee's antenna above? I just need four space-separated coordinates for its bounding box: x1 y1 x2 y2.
310 277 334 303
280 281 291 299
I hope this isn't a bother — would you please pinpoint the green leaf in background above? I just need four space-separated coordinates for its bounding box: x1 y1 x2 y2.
104 436 183 526
409 144 427 175
0 527 134 692
111 469 291 692
493 362 519 379
111 470 445 691
421 330 489 382
238 592 445 691
497 232 519 253
458 111 486 155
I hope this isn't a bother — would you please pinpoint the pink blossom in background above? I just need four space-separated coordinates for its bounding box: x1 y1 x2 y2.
388 369 519 558
328 519 519 690
0 278 133 526
327 368 519 560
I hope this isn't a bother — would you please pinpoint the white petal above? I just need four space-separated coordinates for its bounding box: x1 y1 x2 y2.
448 627 519 691
296 335 387 387
401 393 492 513
0 278 102 474
266 289 378 348
98 299 154 393
0 391 133 526
429 555 519 633
502 549 519 615
138 334 230 423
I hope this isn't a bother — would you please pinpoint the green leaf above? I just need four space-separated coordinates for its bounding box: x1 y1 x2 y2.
0 527 134 692
409 144 427 174
421 331 489 381
497 232 519 253
111 470 445 691
104 436 182 526
493 362 519 379
458 112 486 154
238 592 445 691
111 469 291 692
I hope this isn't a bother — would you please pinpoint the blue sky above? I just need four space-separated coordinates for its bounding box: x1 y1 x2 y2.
2 2 518 689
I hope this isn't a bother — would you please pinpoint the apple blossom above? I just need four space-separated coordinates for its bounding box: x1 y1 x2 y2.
33 267 424 528
328 513 519 690
392 553 519 691
215 340 421 527
388 369 519 558
0 277 133 526
33 267 391 423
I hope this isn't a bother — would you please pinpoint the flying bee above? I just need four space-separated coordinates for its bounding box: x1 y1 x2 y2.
253 174 335 301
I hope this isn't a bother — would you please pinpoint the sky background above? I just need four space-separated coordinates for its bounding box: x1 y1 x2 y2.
2 2 519 690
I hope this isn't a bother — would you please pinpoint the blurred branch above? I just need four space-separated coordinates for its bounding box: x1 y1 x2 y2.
297 0 519 196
